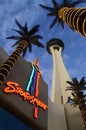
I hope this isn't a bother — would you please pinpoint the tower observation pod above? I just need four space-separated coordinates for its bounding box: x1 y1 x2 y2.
46 38 71 105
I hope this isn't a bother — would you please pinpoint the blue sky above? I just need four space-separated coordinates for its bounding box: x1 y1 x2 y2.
0 0 86 129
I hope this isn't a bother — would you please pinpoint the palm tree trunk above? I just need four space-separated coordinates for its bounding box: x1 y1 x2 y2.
0 40 27 85
77 92 86 128
58 7 86 37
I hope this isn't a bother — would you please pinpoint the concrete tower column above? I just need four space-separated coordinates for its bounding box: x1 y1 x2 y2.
46 38 71 104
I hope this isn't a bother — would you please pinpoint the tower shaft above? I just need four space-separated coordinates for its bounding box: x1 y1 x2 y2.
50 45 71 104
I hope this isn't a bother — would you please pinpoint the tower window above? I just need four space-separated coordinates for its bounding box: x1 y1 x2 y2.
53 46 60 51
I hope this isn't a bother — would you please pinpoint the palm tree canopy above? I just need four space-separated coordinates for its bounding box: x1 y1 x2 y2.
7 19 44 57
67 92 79 107
39 0 86 29
66 77 86 93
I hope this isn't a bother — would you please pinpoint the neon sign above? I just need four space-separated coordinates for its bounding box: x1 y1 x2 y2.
4 81 48 110
25 58 43 118
25 58 41 95
4 59 48 119
25 63 35 92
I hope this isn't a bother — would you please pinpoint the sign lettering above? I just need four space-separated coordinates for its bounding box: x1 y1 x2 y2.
4 81 48 111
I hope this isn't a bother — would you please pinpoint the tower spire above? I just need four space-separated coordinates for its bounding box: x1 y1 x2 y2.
46 38 71 104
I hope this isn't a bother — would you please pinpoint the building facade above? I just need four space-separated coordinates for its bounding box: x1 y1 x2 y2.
0 47 48 130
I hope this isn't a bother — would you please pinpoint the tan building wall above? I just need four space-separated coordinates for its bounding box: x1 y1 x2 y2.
48 98 67 130
48 98 85 130
65 104 85 130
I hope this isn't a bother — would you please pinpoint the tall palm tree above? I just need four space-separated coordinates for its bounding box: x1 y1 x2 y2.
0 19 44 85
66 77 86 128
40 0 86 37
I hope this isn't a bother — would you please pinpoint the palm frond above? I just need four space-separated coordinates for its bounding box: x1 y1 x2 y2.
6 36 21 40
84 94 86 98
15 19 23 30
12 29 24 36
28 43 32 52
67 92 79 107
66 80 74 86
50 17 58 29
47 12 55 16
39 4 54 11
59 19 64 29
81 88 86 91
30 35 43 40
12 41 18 47
27 25 40 36
65 87 75 91
66 77 86 93
52 0 59 8
23 23 28 34
80 77 86 85
72 77 81 88
32 40 44 48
